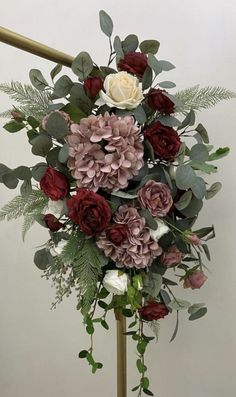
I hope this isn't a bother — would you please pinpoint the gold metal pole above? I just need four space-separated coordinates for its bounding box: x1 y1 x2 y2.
0 26 74 67
117 315 127 397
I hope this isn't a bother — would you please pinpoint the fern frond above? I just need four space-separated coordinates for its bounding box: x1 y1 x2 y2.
175 85 236 114
0 81 52 119
58 232 83 265
0 109 12 118
73 239 108 316
0 191 48 238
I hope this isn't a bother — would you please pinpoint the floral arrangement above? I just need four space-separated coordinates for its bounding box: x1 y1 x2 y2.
0 10 234 396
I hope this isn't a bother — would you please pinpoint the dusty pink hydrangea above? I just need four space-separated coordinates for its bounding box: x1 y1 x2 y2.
42 110 71 130
138 180 173 217
97 205 162 268
67 112 144 192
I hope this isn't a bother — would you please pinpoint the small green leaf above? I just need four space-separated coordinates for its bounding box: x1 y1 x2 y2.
99 10 113 37
142 67 153 90
158 115 181 127
54 75 73 97
133 105 147 124
190 161 217 174
113 36 124 60
189 307 207 320
195 123 209 144
147 54 162 75
61 103 86 123
202 243 211 260
2 172 19 189
20 179 32 197
176 165 196 189
208 147 230 161
13 166 31 180
140 40 160 54
132 386 140 392
50 64 62 81
79 350 88 358
3 120 25 133
143 389 154 396
168 299 191 311
58 144 69 163
45 112 68 139
139 209 157 230
31 134 52 157
101 320 109 330
188 303 205 314
29 69 48 91
180 196 203 217
191 177 206 200
31 163 47 181
158 81 176 89
141 378 150 390
122 34 139 53
205 182 222 200
169 311 179 343
72 52 93 81
190 144 209 162
137 340 148 355
158 60 175 71
178 109 195 129
0 164 10 182
175 190 192 210
111 191 137 199
34 248 52 270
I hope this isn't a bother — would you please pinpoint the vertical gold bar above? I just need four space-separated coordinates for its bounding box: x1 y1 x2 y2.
0 26 74 67
117 315 127 397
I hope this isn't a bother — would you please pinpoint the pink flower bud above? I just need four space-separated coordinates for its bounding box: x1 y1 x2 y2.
186 233 201 246
183 270 207 290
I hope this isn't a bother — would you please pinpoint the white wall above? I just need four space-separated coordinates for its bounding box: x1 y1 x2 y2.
0 1 236 396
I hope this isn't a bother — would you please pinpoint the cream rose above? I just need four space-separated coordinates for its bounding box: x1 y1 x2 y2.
103 270 128 295
99 71 143 109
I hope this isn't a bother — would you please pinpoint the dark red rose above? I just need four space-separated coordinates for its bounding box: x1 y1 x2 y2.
67 188 112 236
144 121 181 160
139 301 169 321
40 167 69 200
147 89 175 115
118 52 148 78
44 214 63 232
106 224 128 246
84 77 103 99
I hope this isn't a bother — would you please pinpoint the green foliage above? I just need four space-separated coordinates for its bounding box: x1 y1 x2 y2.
29 69 49 91
72 52 93 81
73 239 108 316
99 10 113 37
176 85 236 113
0 81 51 119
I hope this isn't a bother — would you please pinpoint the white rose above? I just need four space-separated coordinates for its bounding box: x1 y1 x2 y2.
103 270 128 295
149 220 170 242
99 71 143 110
50 239 68 256
46 199 65 217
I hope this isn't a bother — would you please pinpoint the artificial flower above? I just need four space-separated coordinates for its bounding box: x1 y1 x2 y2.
118 51 147 78
40 167 69 201
138 180 173 217
144 121 181 160
147 88 175 114
103 270 128 295
183 270 208 289
139 301 169 321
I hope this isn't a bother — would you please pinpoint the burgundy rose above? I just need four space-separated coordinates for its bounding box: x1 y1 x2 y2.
147 89 175 115
144 122 181 160
67 188 112 236
183 270 207 290
161 245 184 267
106 224 128 246
84 77 103 99
138 180 173 217
139 301 169 321
118 51 148 78
40 167 69 201
44 214 63 232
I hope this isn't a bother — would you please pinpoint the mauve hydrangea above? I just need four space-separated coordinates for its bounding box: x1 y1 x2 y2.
97 205 162 268
67 112 144 192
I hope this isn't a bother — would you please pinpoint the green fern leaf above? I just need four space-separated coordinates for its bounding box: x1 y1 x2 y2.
73 239 108 316
175 85 236 114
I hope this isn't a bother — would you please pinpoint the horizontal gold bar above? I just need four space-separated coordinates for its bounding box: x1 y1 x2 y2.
0 26 74 67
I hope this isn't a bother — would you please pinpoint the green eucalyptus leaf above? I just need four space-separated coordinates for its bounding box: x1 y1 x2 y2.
169 311 179 343
158 81 176 89
158 115 181 127
29 69 48 91
54 75 73 97
50 63 62 81
58 143 69 163
61 103 86 123
190 161 217 174
142 66 153 90
175 190 192 210
180 196 203 217
72 52 93 81
0 164 11 183
178 109 195 130
205 182 222 199
188 303 205 314
122 34 139 53
46 147 60 167
31 133 52 157
139 40 160 54
2 172 19 189
113 36 124 60
202 243 211 260
191 177 206 200
13 166 31 180
139 209 157 230
31 163 47 181
3 120 25 133
175 165 196 189
45 112 68 139
99 10 113 37
111 191 137 199
168 299 191 311
70 83 94 115
34 248 52 270
20 179 32 197
195 123 209 144
158 60 175 71
143 273 162 297
27 116 40 129
190 144 209 162
143 389 154 396
147 54 162 75
189 307 207 321
133 105 147 124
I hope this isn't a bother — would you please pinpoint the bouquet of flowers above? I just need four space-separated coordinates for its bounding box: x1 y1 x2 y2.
0 10 234 396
